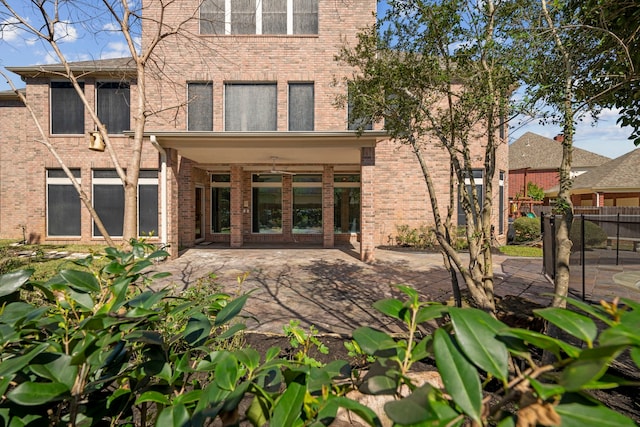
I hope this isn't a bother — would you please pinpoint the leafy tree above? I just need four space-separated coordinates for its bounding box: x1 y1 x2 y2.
527 182 545 201
337 0 523 313
516 0 640 308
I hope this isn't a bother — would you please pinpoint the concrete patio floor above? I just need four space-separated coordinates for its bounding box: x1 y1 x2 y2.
149 246 640 336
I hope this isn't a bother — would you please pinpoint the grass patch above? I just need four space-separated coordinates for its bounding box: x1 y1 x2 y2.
499 245 543 257
0 242 108 281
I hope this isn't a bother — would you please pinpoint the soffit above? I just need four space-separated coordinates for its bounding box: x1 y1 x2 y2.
146 131 387 165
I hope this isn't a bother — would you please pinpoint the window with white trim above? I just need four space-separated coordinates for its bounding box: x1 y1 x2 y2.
334 174 360 233
211 174 231 233
97 81 130 134
252 174 282 233
47 169 81 236
499 171 505 234
225 83 277 131
293 174 322 234
51 81 84 134
458 169 483 226
92 170 158 237
200 0 318 35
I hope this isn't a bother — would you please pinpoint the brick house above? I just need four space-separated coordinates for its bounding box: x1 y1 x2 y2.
509 132 610 200
0 0 508 260
545 148 640 207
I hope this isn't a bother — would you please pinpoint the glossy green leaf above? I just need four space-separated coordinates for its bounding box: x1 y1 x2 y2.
560 345 626 391
1 302 37 325
504 328 581 359
555 402 637 426
373 298 409 322
135 390 171 405
321 396 382 427
265 346 281 362
410 335 431 362
58 269 100 293
216 323 246 340
352 326 397 356
65 287 95 310
599 323 640 346
235 347 261 371
0 269 33 298
128 289 169 309
534 307 598 346
449 307 509 382
29 353 77 390
183 312 212 347
271 381 305 427
529 377 565 400
247 392 270 427
415 304 448 323
7 381 69 405
129 259 153 274
631 347 640 368
385 384 458 425
102 261 126 275
215 353 239 391
214 294 250 326
156 404 190 427
107 388 131 408
433 328 482 424
565 298 614 326
0 343 48 377
174 389 203 406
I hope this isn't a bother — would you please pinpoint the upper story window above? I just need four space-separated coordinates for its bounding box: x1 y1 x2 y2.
97 82 130 134
200 0 318 35
288 82 314 131
188 82 213 131
51 81 84 135
225 83 277 131
347 84 373 131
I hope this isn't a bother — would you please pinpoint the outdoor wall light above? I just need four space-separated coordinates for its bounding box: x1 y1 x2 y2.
88 131 105 152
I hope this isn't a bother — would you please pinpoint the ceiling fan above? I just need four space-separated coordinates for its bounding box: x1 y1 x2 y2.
267 157 296 175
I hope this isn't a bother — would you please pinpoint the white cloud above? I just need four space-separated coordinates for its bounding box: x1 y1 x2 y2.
53 21 79 43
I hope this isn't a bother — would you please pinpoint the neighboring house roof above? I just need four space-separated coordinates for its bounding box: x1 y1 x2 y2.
569 148 640 193
0 88 25 101
5 57 136 79
509 131 610 170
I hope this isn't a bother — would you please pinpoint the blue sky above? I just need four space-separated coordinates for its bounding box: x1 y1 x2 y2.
0 2 637 159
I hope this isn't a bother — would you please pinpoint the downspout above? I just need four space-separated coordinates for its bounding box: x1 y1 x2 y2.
595 192 600 207
150 135 168 248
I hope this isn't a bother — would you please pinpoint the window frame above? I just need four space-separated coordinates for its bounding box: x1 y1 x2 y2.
50 81 85 135
46 169 82 237
251 174 283 234
211 174 231 234
224 83 277 131
96 81 131 135
187 81 214 131
334 174 360 234
288 82 314 131
200 0 318 35
292 174 322 234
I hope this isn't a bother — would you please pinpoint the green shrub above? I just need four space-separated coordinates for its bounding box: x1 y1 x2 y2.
394 224 437 249
513 216 541 242
571 218 608 250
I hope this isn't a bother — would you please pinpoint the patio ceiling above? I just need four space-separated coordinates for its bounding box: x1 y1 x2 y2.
146 131 387 167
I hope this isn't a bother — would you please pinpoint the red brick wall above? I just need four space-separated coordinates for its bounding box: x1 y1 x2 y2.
509 169 559 198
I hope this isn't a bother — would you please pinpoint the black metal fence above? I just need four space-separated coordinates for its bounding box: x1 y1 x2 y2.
541 208 640 300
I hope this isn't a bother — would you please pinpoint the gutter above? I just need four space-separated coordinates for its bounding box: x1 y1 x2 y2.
150 135 168 248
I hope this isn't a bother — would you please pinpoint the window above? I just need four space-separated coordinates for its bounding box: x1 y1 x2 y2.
347 84 373 131
263 0 287 34
252 174 282 233
289 83 314 131
225 83 277 131
293 175 322 234
458 169 483 226
293 0 318 34
211 174 231 233
499 171 505 234
92 170 158 237
97 82 130 134
47 169 81 236
334 174 360 233
51 81 84 134
200 0 318 35
188 82 213 131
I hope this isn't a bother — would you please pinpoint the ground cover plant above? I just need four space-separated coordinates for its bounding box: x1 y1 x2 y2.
1 241 638 426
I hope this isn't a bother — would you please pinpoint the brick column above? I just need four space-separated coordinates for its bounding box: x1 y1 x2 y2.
230 165 243 247
360 147 375 262
323 165 334 248
165 148 180 258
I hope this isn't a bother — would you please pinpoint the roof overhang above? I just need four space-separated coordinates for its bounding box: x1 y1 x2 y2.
140 131 388 166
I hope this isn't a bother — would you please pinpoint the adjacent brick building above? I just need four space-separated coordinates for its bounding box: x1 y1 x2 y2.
0 0 508 260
